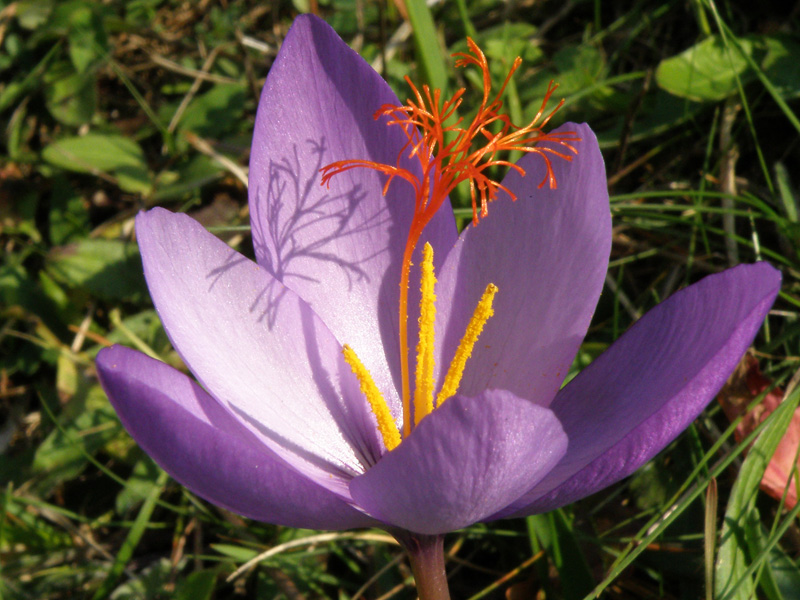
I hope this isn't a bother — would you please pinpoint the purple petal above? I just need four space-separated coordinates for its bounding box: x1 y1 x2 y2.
136 208 386 497
433 123 610 408
97 346 377 530
248 14 457 412
496 262 780 518
349 390 568 534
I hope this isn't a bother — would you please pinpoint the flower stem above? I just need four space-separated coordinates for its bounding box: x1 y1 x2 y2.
395 533 451 600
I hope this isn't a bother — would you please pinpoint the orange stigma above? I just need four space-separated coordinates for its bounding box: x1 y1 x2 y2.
320 39 579 440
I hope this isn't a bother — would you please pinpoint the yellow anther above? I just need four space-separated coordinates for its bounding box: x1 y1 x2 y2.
436 283 498 405
342 344 401 451
414 242 437 425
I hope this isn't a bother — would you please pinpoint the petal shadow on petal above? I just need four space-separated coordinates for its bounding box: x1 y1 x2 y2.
248 15 458 418
250 137 391 329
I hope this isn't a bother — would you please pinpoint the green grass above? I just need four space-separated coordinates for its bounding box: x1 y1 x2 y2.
2 0 800 597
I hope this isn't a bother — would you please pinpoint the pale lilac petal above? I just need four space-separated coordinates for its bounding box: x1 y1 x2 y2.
97 346 377 530
248 14 457 417
136 208 386 497
495 262 780 518
433 123 610 408
349 390 567 534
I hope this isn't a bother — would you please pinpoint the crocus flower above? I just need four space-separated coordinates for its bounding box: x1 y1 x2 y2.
97 14 780 596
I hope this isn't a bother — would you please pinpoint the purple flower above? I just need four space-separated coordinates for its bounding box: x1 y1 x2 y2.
97 15 779 540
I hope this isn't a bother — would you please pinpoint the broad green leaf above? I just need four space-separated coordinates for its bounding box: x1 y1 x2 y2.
0 41 61 113
43 61 97 125
715 386 800 600
45 238 147 302
766 543 800 599
115 459 162 514
523 42 610 121
124 0 165 26
596 91 703 148
405 0 449 95
49 177 90 244
2 496 72 550
744 520 800 600
527 509 594 599
94 471 169 600
16 0 54 29
6 92 29 160
0 264 69 335
69 3 107 72
152 155 223 202
104 310 170 357
42 133 151 194
656 35 754 102
32 386 121 494
292 0 311 14
48 1 108 72
452 22 542 67
108 558 173 600
174 570 217 600
762 34 800 99
211 543 259 561
175 84 246 140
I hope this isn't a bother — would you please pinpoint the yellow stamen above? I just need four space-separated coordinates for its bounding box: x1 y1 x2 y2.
436 284 498 405
342 344 401 451
414 242 437 425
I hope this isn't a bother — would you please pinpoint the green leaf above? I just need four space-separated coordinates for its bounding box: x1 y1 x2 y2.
744 520 800 600
152 155 223 202
211 543 258 562
405 0 449 94
175 84 246 140
0 41 61 113
67 4 108 73
596 90 703 148
108 558 174 600
762 34 800 99
115 458 162 514
43 61 97 126
95 469 168 600
656 35 755 102
174 570 217 600
527 509 594 599
462 22 542 66
715 385 800 600
0 264 70 337
2 496 72 551
523 42 609 121
775 162 799 224
16 0 54 30
104 310 170 357
48 177 90 244
766 543 800 599
42 133 151 194
32 386 121 494
45 238 147 302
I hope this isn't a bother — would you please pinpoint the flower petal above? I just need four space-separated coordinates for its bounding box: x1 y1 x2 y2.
433 123 610 407
136 208 386 496
349 390 568 534
496 262 780 518
97 346 377 530
248 14 457 411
